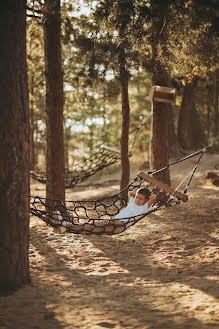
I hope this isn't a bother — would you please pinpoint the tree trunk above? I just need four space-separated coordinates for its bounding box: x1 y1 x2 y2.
213 69 218 137
64 123 70 171
43 0 65 201
30 74 35 170
120 78 130 194
150 0 170 185
177 82 207 150
150 102 170 184
207 87 211 138
117 2 131 198
0 0 30 291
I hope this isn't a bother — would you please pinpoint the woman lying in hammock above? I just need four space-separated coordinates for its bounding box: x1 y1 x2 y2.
114 187 157 223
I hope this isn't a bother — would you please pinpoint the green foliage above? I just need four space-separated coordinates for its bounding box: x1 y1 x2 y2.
166 0 218 78
26 0 218 169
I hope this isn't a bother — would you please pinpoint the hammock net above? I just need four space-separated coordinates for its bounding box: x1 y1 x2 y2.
30 115 151 188
31 145 121 188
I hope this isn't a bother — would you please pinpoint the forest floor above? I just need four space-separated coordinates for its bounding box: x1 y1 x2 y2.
0 152 219 329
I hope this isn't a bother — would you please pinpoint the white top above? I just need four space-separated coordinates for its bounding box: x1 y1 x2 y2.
114 197 152 223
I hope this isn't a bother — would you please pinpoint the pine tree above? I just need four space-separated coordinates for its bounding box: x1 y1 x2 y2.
43 0 65 201
0 0 30 291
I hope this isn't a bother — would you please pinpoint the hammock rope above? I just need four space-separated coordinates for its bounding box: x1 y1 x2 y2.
30 114 152 188
148 137 219 176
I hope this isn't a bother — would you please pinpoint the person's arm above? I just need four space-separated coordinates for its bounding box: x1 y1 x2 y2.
147 194 157 208
128 190 136 199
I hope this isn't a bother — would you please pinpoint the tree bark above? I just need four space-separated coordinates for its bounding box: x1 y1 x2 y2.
213 69 218 137
117 2 131 198
150 0 170 185
30 74 35 170
177 82 207 150
120 78 130 194
64 123 70 171
0 0 30 291
43 0 65 201
150 101 170 184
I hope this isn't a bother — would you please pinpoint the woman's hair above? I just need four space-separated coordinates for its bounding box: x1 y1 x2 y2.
137 187 151 200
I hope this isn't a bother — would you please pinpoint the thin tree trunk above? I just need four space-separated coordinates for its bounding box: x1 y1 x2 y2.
35 122 40 170
207 86 211 138
0 0 30 291
150 0 170 185
30 74 35 170
64 115 70 170
43 0 65 201
89 126 94 155
117 1 131 197
120 78 130 194
213 69 219 137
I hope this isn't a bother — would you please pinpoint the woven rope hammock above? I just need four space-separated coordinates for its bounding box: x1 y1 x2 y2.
31 144 121 188
30 138 219 235
30 171 188 235
30 115 152 188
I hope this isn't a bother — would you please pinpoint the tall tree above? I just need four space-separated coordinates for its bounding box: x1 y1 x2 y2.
116 0 133 193
93 0 147 191
43 0 65 201
0 0 30 290
29 73 35 170
213 69 219 137
149 0 171 185
69 0 136 193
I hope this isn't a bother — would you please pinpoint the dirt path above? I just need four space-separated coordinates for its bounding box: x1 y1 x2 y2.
0 153 218 329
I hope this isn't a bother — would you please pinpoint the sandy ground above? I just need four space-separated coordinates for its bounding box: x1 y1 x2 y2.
0 153 219 329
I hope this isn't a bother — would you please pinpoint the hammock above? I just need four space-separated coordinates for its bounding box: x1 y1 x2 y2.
31 144 121 188
30 171 187 235
30 114 152 188
30 139 218 235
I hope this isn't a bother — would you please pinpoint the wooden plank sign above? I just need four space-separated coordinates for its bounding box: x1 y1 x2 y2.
150 85 176 104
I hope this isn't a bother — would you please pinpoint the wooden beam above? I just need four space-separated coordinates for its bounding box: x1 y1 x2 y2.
137 171 188 202
101 144 132 157
101 144 121 154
